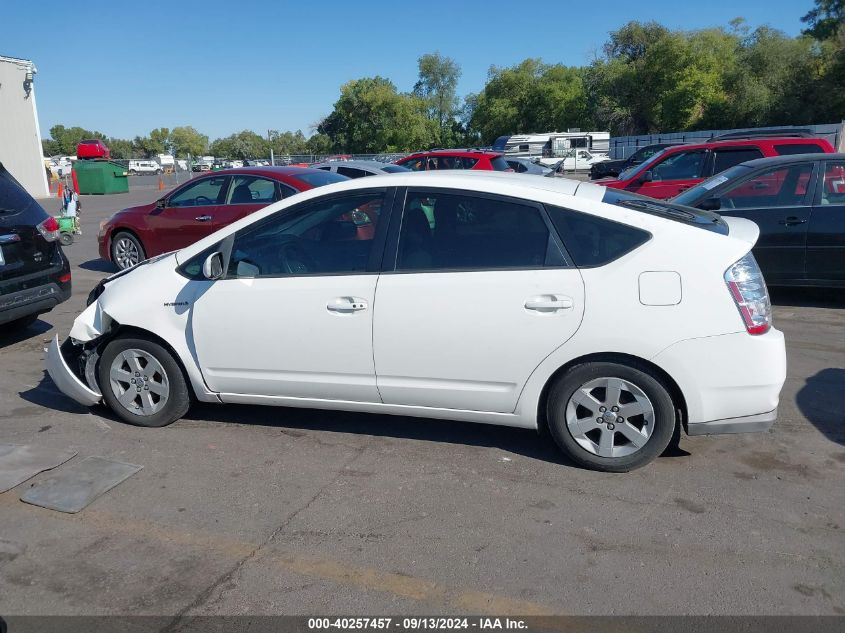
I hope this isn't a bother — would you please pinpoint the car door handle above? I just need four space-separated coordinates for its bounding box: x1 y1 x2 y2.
525 295 574 312
327 297 368 314
778 217 807 226
195 215 213 222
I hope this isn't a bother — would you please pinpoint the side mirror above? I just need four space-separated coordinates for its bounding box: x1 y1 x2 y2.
156 198 167 209
699 197 721 211
202 252 224 280
639 170 654 183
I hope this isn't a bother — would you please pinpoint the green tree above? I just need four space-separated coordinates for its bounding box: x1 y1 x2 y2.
468 59 593 143
209 130 268 159
45 124 108 155
105 138 134 159
414 53 462 146
802 0 845 40
268 129 309 155
170 126 208 157
305 133 332 155
318 77 436 153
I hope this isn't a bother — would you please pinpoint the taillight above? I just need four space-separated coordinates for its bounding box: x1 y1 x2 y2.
725 253 771 335
37 217 60 242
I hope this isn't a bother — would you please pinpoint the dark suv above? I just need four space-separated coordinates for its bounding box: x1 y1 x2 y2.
0 163 71 329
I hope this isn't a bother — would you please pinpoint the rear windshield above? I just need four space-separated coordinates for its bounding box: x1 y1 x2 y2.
774 143 826 155
672 164 754 206
290 171 349 187
0 164 39 217
602 188 728 234
490 156 510 171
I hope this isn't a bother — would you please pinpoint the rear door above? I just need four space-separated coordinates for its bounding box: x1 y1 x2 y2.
712 161 816 283
806 159 845 283
149 175 230 254
707 147 765 177
629 149 709 199
211 174 291 231
372 188 584 413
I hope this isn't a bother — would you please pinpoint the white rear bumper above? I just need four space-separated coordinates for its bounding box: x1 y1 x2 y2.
45 335 102 407
652 328 786 432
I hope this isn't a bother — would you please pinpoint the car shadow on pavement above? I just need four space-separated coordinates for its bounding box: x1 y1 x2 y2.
770 287 845 309
182 402 690 467
0 319 52 349
19 371 91 415
79 258 117 273
796 368 845 446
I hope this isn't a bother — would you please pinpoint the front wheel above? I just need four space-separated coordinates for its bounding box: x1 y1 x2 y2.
111 231 146 270
98 336 191 427
547 362 676 472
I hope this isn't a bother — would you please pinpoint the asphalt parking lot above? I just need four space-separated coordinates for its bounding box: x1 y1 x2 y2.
0 185 843 617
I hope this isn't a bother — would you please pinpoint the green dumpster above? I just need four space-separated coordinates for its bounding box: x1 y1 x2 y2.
73 160 129 194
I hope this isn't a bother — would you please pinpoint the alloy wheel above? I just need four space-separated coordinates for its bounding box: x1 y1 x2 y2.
565 377 655 458
113 237 140 269
109 349 170 416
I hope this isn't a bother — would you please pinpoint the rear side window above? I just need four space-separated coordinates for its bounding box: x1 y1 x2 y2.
546 205 650 267
775 143 826 155
337 166 372 179
712 148 764 174
490 156 510 171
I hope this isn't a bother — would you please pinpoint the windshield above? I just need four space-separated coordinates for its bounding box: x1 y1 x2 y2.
602 188 728 234
617 149 668 181
291 171 349 187
672 164 754 206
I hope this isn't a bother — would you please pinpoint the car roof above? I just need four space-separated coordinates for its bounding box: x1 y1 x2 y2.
208 166 328 178
735 152 845 170
401 149 503 158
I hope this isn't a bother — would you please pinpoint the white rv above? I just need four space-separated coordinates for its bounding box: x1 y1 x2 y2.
492 131 610 160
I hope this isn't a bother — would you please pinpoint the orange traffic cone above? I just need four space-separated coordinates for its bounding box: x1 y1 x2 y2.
158 176 165 191
57 182 64 199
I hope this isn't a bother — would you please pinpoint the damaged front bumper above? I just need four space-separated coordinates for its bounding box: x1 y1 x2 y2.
46 335 102 407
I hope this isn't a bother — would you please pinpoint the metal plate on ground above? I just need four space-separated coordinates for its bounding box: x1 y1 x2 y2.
20 456 142 513
0 444 78 493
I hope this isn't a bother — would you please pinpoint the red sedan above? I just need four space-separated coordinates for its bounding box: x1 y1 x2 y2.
99 167 347 270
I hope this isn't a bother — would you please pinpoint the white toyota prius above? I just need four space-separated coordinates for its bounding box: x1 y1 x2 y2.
47 172 786 471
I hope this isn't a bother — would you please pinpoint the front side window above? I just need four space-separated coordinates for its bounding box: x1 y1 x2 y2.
395 191 557 271
651 150 707 181
402 157 426 171
719 163 814 209
226 192 385 278
168 177 228 207
711 148 764 174
821 161 845 205
546 205 651 267
227 176 279 204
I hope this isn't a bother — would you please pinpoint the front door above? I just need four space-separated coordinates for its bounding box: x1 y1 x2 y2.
373 189 585 413
190 189 390 402
807 160 845 283
713 161 815 283
148 175 229 255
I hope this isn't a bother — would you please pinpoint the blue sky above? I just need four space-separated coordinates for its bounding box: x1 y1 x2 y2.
1 0 816 141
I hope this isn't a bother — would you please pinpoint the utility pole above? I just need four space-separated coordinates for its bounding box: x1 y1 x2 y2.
268 130 274 167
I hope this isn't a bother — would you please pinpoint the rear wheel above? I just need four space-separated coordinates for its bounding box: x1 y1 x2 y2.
98 336 190 427
111 231 145 270
547 361 676 472
59 232 74 246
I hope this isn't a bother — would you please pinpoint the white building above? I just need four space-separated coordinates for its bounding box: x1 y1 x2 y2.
0 55 49 197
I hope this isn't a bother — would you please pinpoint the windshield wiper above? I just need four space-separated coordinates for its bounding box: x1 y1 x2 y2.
616 199 699 221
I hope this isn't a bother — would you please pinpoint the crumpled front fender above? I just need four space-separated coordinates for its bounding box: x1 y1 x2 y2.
69 301 113 342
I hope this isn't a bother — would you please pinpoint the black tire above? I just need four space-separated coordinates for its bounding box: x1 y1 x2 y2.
59 232 74 246
2 313 38 330
111 231 146 270
98 336 191 427
547 361 676 472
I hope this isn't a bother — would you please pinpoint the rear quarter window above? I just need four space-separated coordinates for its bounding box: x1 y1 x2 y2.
774 143 826 155
545 204 651 267
0 165 40 218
